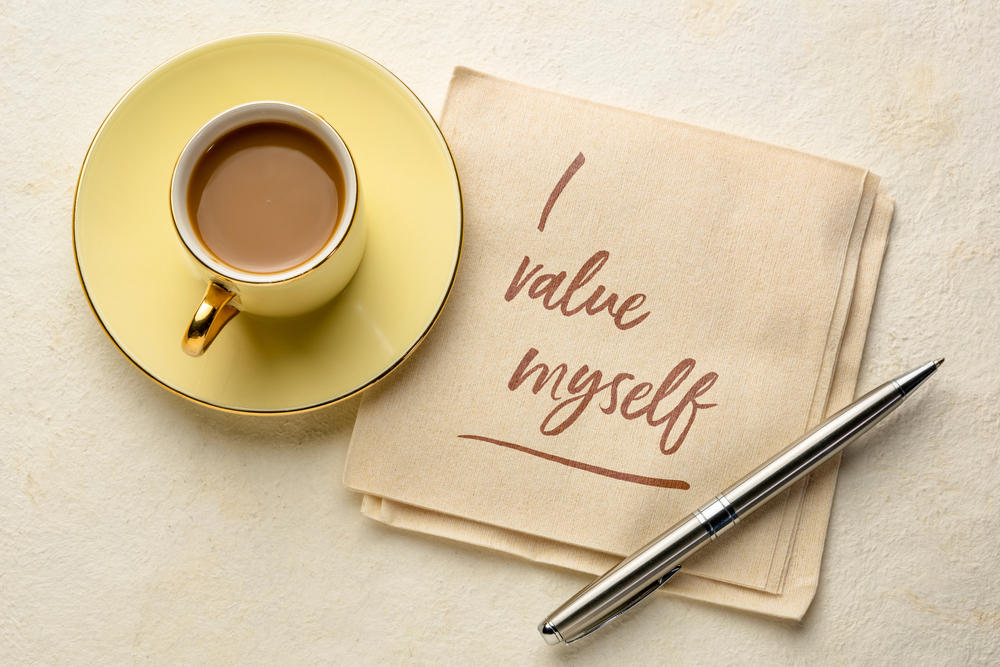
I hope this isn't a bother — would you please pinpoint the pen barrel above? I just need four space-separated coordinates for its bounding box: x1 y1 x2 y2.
724 379 904 519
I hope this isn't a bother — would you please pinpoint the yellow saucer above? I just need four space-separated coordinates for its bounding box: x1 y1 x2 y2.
74 33 463 413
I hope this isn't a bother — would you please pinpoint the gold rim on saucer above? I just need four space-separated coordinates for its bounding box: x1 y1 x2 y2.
73 33 463 414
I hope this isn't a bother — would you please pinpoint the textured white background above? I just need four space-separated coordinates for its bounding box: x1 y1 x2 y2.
2 1 998 664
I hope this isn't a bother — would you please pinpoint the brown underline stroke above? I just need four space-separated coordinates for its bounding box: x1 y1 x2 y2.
538 152 586 232
457 434 690 490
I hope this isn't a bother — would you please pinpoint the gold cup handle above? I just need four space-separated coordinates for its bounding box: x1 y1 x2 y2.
182 283 240 357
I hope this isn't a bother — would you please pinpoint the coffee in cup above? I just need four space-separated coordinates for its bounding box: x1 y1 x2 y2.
187 121 347 274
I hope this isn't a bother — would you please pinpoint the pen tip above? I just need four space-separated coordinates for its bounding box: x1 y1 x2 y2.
934 358 945 368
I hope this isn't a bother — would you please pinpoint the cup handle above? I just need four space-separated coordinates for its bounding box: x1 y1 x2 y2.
182 283 240 357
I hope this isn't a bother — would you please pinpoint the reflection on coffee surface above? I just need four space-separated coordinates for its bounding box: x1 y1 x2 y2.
187 121 346 274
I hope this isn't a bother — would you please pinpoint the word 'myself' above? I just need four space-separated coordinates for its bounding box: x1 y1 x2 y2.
508 347 718 455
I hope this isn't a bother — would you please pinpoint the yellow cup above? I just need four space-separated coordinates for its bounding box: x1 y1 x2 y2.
170 101 366 357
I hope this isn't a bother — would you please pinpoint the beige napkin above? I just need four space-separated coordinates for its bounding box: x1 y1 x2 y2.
343 68 893 619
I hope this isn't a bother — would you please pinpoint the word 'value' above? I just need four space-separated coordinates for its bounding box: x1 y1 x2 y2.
505 250 650 331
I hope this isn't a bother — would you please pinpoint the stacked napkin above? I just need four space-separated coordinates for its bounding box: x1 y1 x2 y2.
344 68 893 618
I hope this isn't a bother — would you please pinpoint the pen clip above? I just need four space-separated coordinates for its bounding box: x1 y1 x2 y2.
566 565 682 644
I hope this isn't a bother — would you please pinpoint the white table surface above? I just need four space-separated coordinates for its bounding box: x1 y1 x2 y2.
3 2 998 664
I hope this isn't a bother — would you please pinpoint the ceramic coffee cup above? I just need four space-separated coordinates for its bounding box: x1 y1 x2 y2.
170 101 366 357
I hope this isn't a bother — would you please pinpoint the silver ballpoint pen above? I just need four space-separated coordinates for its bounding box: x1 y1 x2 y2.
539 358 943 645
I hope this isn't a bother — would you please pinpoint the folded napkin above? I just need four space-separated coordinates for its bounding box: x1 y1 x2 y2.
344 68 893 619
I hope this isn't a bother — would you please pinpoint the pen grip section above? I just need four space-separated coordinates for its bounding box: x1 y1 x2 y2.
725 381 903 518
